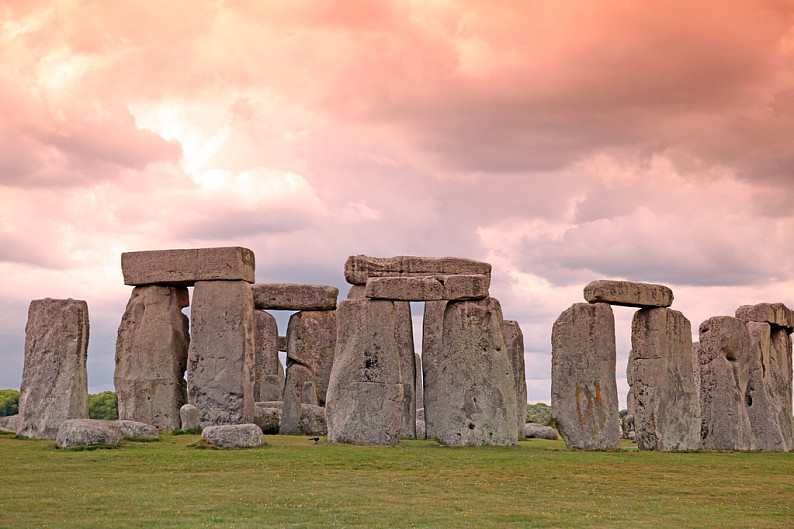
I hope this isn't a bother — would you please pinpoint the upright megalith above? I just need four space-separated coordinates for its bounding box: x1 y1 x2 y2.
629 308 701 451
583 280 673 308
551 302 619 450
284 310 337 405
698 316 755 451
414 352 424 414
253 311 284 402
187 281 255 427
17 298 90 439
421 300 447 440
279 363 312 434
122 247 255 286
114 285 190 431
434 298 518 446
395 302 416 438
503 320 528 439
326 299 404 445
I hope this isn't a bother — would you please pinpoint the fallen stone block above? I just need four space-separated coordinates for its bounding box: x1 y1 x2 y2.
56 419 122 448
300 404 327 436
345 255 491 285
251 284 338 311
524 423 558 440
179 404 200 431
736 303 794 332
364 275 490 301
115 420 159 439
253 403 281 434
0 414 19 432
583 280 673 308
122 247 255 286
201 424 265 448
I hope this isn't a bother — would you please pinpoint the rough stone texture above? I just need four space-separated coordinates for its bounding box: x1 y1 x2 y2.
583 280 673 308
300 404 327 436
345 255 492 285
285 310 337 406
416 419 426 439
253 403 281 434
395 302 416 438
254 311 284 402
56 419 122 448
629 308 701 451
745 322 793 451
280 363 313 435
347 285 366 300
17 298 89 439
434 298 518 447
692 342 702 402
115 285 189 431
251 284 338 311
736 303 794 332
0 414 19 432
698 316 755 451
416 408 425 422
187 281 255 427
414 353 424 413
326 300 404 445
551 302 620 450
202 424 265 448
503 320 528 440
421 301 447 440
365 275 490 301
301 381 318 405
122 247 255 286
277 336 287 352
179 404 200 431
621 415 635 440
116 420 159 439
524 423 559 440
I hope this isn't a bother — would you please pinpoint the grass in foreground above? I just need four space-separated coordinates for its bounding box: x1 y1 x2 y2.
0 431 792 528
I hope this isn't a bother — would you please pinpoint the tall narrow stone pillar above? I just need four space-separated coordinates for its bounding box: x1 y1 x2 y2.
421 300 446 439
254 310 284 402
503 320 528 439
414 352 424 413
396 302 416 438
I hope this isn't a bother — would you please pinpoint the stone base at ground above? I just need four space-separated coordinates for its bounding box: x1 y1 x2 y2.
253 403 282 434
202 424 265 448
180 404 200 431
524 423 559 440
300 404 327 436
0 414 19 432
56 419 122 448
116 420 159 439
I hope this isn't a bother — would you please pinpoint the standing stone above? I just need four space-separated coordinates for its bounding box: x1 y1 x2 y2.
551 303 619 450
583 280 673 308
114 286 189 431
301 381 318 405
744 322 793 451
421 300 447 439
300 403 328 436
395 302 416 438
629 308 701 451
698 316 755 451
434 298 518 446
187 281 255 427
179 404 200 431
285 310 337 406
692 342 702 402
254 311 284 402
17 299 89 439
503 320 528 439
414 352 424 412
326 299 404 445
279 363 313 435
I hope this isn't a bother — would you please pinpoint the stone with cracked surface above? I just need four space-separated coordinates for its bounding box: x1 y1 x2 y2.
736 303 794 332
421 301 447 440
56 419 122 448
583 280 673 308
202 424 265 448
115 420 159 439
344 255 491 285
250 283 338 311
122 247 255 286
364 275 489 301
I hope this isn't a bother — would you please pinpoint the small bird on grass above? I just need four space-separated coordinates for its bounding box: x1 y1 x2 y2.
308 437 320 443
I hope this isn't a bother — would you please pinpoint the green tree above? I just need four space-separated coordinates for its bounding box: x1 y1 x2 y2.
526 402 553 426
0 389 20 417
88 391 119 420
619 409 628 419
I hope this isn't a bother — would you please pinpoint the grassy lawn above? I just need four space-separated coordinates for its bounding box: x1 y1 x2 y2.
0 431 792 528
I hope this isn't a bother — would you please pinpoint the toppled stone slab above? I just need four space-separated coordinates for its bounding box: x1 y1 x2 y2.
253 403 282 434
551 302 620 450
365 275 489 301
300 404 327 436
115 285 189 431
56 419 122 448
0 414 19 432
201 424 265 448
504 320 528 440
17 298 90 439
583 280 673 308
736 303 794 332
122 247 255 286
524 423 558 440
345 255 491 285
179 404 200 431
698 316 755 451
115 420 159 439
254 311 284 402
251 284 338 311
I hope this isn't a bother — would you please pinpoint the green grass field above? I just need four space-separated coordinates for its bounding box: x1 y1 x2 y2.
0 431 792 528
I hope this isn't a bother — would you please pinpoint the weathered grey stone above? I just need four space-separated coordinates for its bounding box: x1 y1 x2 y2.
524 423 559 440
692 342 702 402
116 420 159 439
395 302 416 438
253 403 281 434
503 320 528 440
421 300 446 440
583 280 673 308
698 316 755 451
414 353 424 413
347 285 366 300
300 404 327 436
0 414 19 432
280 364 313 434
621 414 635 440
434 298 518 446
121 247 255 286
115 285 189 431
201 424 265 448
254 311 284 402
551 302 620 450
277 336 287 352
326 300 404 445
416 408 425 422
736 303 794 332
17 298 89 439
179 404 200 431
286 310 337 405
187 281 255 427
745 322 793 451
365 275 490 301
416 419 426 439
345 255 492 285
629 308 701 451
301 381 318 405
56 419 121 448
251 284 338 311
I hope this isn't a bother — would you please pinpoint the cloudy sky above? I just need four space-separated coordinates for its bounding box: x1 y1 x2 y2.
2 0 793 407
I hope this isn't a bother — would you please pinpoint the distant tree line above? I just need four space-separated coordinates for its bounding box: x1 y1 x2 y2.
0 389 118 420
0 390 19 417
525 402 552 426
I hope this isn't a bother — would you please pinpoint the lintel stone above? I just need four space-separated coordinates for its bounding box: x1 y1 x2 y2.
344 255 491 285
251 284 338 311
583 280 673 308
735 303 794 332
122 247 255 286
364 275 489 301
